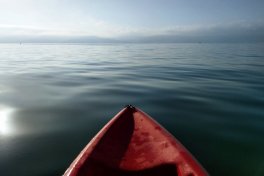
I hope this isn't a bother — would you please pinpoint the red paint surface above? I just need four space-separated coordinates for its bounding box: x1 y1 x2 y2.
64 107 208 176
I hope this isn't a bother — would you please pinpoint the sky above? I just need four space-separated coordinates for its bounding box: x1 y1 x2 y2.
0 0 264 42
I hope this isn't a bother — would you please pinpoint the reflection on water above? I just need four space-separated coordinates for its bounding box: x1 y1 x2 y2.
0 105 14 136
0 43 264 176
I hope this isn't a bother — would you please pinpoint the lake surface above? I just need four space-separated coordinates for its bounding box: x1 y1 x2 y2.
0 43 264 176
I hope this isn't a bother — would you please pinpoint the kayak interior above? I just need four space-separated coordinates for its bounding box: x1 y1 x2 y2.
64 105 208 176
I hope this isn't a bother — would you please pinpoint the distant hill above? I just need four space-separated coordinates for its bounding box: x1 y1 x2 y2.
0 35 121 43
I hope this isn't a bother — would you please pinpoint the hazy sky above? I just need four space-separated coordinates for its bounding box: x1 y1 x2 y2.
0 0 264 42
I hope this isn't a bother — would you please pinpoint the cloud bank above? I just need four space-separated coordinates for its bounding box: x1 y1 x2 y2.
0 21 264 43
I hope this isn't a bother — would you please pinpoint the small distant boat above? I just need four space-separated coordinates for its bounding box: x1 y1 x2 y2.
64 105 208 176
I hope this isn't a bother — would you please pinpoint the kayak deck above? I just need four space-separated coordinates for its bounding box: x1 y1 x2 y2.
64 106 208 176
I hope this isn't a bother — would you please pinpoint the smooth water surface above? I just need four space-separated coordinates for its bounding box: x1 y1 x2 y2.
0 43 264 176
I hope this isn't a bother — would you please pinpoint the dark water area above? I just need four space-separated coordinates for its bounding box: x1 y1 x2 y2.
0 43 264 176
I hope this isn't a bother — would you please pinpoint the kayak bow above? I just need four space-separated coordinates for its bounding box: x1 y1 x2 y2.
64 105 208 176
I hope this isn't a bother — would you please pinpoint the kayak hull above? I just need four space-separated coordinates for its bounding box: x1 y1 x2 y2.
64 106 208 176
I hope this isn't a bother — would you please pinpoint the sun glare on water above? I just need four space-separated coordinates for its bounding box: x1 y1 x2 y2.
0 106 14 136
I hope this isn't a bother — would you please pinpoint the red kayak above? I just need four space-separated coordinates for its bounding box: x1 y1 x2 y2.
64 105 208 176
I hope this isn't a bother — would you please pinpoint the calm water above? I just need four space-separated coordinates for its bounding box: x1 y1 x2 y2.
0 43 264 176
